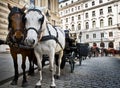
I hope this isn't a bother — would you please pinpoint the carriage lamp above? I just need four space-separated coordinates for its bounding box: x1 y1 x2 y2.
79 32 82 43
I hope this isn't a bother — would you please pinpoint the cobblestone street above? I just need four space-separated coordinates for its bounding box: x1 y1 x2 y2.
1 56 120 88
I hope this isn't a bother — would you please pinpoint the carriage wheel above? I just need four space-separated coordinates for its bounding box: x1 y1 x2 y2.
69 51 75 73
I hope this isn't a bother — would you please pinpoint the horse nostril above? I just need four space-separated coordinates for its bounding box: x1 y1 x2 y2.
32 39 35 44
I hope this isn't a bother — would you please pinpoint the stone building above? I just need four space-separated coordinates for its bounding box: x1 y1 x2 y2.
59 0 120 49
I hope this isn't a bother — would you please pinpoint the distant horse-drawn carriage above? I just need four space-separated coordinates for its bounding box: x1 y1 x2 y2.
60 30 90 73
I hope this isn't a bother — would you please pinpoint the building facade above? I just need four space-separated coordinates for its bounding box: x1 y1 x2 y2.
59 0 120 49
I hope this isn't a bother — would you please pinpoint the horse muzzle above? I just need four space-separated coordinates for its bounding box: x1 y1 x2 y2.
24 38 36 47
13 31 24 43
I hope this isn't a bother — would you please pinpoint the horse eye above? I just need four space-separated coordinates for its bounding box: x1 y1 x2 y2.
38 18 42 22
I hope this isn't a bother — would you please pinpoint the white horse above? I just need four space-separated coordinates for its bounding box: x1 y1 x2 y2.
24 7 65 88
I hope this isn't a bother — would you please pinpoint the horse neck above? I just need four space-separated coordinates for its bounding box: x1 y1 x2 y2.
42 23 56 37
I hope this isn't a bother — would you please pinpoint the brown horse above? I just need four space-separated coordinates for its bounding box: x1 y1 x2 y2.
105 48 115 56
7 4 36 87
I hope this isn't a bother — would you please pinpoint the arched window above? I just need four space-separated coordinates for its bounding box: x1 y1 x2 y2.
71 24 74 31
92 21 96 28
108 17 112 26
86 22 89 29
100 19 104 28
100 42 105 47
108 42 114 48
78 23 81 30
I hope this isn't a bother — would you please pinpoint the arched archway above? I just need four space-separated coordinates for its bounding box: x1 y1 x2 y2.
108 42 114 48
100 42 105 47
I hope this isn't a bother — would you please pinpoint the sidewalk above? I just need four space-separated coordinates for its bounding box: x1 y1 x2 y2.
0 53 31 86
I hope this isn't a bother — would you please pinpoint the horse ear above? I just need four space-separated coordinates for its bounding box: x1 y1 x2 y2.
8 3 12 10
21 5 26 12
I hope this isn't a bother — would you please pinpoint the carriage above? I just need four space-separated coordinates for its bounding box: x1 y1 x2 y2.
60 30 90 73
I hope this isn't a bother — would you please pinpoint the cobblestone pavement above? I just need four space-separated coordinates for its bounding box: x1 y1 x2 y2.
1 56 120 88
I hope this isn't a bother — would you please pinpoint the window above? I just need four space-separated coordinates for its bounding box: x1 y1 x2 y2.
85 3 88 8
71 0 73 3
93 33 96 38
66 26 68 29
86 34 89 39
78 15 81 20
92 11 95 17
92 21 96 28
78 6 80 10
71 8 74 12
100 19 104 28
100 9 103 15
61 20 63 23
92 1 95 6
108 17 112 26
72 25 74 31
101 33 104 38
108 6 112 13
78 23 81 30
66 3 68 6
72 16 74 22
86 22 89 29
99 0 103 3
109 32 113 37
66 18 68 22
85 13 88 18
66 10 68 14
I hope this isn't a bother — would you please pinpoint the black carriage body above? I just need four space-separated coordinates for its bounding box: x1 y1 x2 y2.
76 43 89 57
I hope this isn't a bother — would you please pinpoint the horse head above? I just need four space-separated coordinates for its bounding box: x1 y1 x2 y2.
8 3 26 43
24 7 47 47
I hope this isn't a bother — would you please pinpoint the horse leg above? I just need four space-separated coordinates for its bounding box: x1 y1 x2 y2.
10 53 18 85
34 51 42 88
55 50 63 79
49 51 56 88
21 55 28 87
28 55 34 76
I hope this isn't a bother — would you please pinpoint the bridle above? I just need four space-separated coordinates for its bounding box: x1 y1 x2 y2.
25 9 44 40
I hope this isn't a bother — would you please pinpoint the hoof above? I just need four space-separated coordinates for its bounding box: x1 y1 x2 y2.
22 81 28 87
10 80 17 85
54 75 60 79
35 85 41 88
50 86 56 88
28 72 34 76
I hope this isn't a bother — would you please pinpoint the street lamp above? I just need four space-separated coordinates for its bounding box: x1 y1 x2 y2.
79 32 82 43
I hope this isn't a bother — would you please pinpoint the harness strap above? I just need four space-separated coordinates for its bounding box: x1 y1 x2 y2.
40 24 64 50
